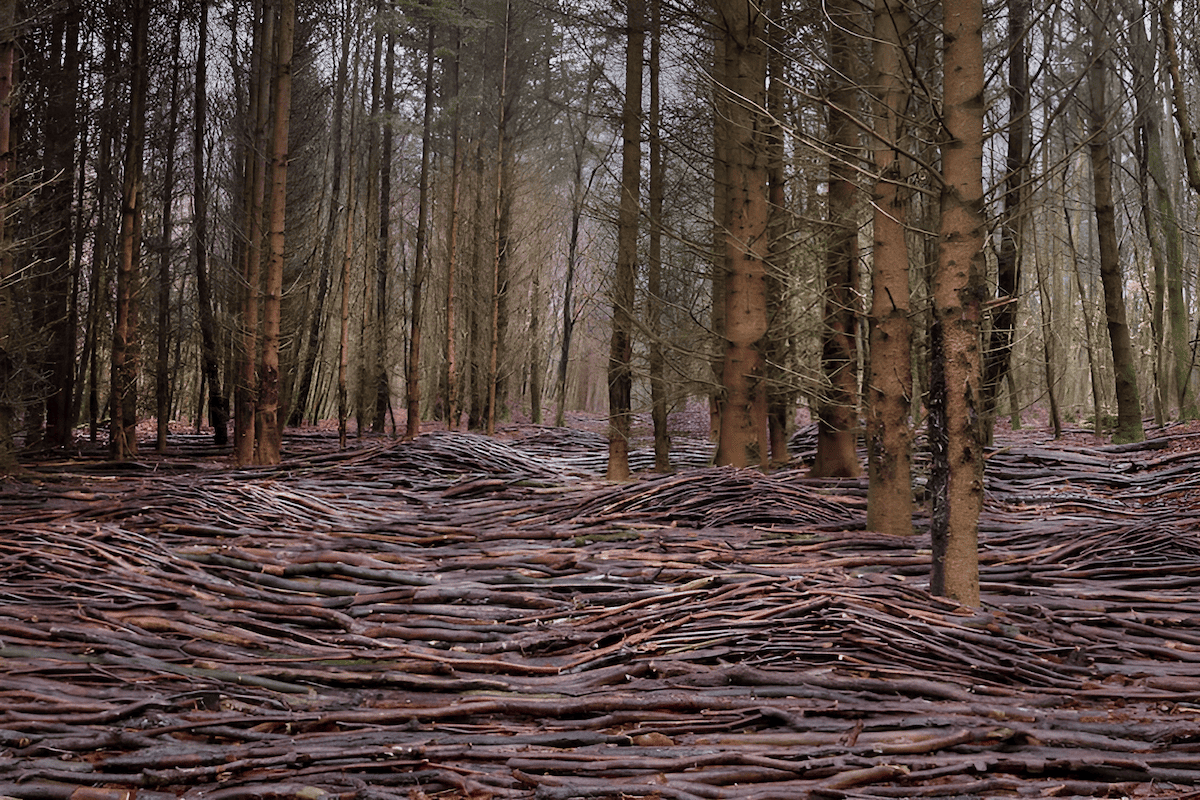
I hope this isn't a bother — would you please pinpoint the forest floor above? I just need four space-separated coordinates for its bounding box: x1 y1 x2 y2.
4 411 1200 799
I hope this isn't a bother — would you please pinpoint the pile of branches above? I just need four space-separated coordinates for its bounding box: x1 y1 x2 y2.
2 427 1200 798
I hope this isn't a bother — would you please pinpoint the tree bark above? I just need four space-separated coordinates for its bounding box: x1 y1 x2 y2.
487 0 511 437
193 0 228 446
110 0 150 461
0 0 16 470
444 18 464 431
156 17 184 453
980 0 1029 442
929 0 984 606
234 0 272 465
406 24 436 440
256 0 295 465
372 26 395 435
865 0 913 535
811 0 863 478
648 0 669 471
713 0 769 469
607 0 643 481
1088 2 1143 445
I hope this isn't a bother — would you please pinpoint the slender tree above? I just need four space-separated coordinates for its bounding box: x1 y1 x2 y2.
256 0 295 464
156 14 184 453
111 0 151 460
406 24 436 440
0 0 16 469
607 0 644 480
1088 0 1143 444
193 0 229 446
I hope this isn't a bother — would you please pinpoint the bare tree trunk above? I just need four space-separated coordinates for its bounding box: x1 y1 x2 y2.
607 0 643 480
338 163 355 449
235 0 272 465
406 25 435 440
256 0 294 464
487 0 510 437
444 20 463 431
156 18 184 453
373 25 395 434
0 0 16 469
764 0 790 466
929 0 984 606
647 0 668 471
111 0 150 461
811 0 863 478
709 29 727 444
193 0 228 446
1088 2 1143 444
866 0 913 534
713 0 769 469
1033 219 1062 437
981 0 1029 442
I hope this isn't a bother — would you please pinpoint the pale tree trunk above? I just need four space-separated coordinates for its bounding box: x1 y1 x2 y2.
193 0 228 446
1088 1 1143 444
865 0 913 535
406 25 435 440
1032 219 1062 437
156 18 183 453
981 0 1029 442
1063 204 1103 434
256 0 294 465
0 0 16 470
648 0 669 471
235 1 272 465
111 0 150 461
607 0 643 481
811 0 863 478
929 0 984 606
713 0 769 469
445 21 463 431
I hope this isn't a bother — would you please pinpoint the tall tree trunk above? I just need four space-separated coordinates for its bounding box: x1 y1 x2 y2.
487 2 511 436
929 0 985 606
1129 2 1194 420
709 28 727 444
44 2 80 448
764 0 791 465
811 0 862 478
607 0 643 480
0 0 16 469
1088 2 1143 444
156 17 184 453
256 0 294 464
338 161 355 449
373 25 395 434
1066 208 1102 434
444 20 463 431
406 25 435 440
647 0 668 471
193 0 227 446
866 0 913 534
713 0 769 469
111 0 150 460
981 0 1029 442
235 0 272 465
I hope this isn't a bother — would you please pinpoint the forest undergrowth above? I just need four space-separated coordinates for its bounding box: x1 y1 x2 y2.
3 413 1200 799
